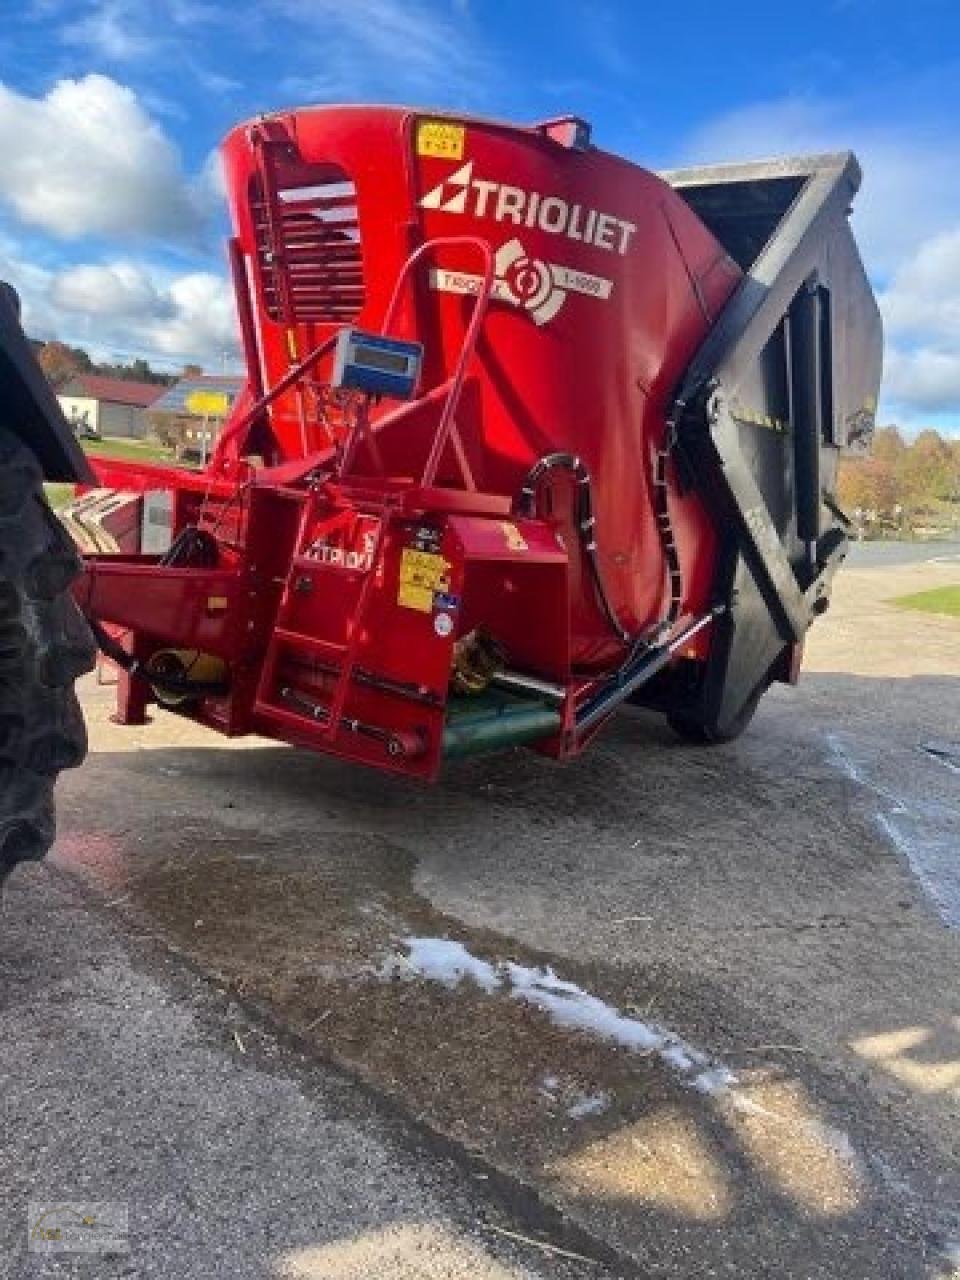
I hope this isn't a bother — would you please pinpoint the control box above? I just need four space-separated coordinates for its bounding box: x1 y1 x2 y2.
331 328 423 400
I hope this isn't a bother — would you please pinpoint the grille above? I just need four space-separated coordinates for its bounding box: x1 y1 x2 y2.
253 171 365 325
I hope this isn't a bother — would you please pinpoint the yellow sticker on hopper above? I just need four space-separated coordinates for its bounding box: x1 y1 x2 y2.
416 120 465 160
500 521 528 551
398 548 450 612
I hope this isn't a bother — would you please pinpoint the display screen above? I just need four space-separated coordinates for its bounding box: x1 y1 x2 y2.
354 344 409 374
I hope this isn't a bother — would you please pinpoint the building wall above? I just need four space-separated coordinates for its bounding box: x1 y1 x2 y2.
56 395 150 438
100 401 147 439
57 394 99 434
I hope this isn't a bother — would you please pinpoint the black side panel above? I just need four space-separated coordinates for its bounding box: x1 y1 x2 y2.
698 550 788 733
0 285 93 484
653 153 882 733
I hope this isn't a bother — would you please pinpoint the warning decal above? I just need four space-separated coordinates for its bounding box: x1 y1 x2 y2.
416 120 465 160
398 548 450 613
500 521 528 551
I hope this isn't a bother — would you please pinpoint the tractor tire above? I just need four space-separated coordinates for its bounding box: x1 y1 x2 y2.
666 681 765 745
0 426 95 886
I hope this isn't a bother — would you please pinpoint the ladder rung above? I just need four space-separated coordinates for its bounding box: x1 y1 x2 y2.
289 556 371 576
272 627 346 656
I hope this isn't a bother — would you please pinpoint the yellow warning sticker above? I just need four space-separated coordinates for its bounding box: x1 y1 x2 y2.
500 521 528 551
416 119 465 160
398 548 450 613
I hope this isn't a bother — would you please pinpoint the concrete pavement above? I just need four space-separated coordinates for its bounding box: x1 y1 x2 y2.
4 555 959 1278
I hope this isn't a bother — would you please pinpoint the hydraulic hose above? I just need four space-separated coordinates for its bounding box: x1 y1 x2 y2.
516 452 631 646
86 617 229 699
159 524 218 568
651 437 684 637
516 445 685 654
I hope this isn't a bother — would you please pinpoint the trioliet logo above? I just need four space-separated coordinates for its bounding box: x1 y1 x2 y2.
430 237 614 326
419 161 637 256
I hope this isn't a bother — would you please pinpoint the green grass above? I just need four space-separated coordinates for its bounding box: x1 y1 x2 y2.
44 437 178 510
890 585 960 617
81 436 174 464
44 483 74 511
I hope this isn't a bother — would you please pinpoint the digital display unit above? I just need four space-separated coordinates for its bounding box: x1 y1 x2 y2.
331 328 423 399
353 345 409 374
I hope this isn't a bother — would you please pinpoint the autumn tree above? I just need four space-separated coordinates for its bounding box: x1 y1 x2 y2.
836 457 899 514
871 425 906 466
900 430 954 505
37 341 92 389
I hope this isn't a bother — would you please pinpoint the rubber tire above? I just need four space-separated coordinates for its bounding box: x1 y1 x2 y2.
666 681 764 745
0 427 95 885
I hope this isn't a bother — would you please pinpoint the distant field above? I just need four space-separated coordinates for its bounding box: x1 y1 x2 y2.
891 585 960 617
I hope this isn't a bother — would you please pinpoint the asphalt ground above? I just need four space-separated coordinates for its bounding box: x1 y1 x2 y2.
0 866 610 1280
3 554 959 1278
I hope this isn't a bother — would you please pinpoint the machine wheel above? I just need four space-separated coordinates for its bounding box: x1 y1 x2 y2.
0 426 94 886
666 681 765 745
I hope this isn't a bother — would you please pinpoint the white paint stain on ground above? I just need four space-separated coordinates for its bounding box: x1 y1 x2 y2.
536 1073 610 1120
386 937 960 1260
391 936 736 1095
566 1090 611 1120
826 732 960 930
388 936 872 1194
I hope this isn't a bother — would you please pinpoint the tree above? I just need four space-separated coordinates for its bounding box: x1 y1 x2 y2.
901 429 953 505
836 457 898 515
871 425 906 466
37 341 92 389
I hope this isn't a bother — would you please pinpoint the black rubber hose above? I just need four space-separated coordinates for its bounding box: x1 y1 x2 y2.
86 617 228 698
159 525 218 568
516 453 631 646
651 445 683 634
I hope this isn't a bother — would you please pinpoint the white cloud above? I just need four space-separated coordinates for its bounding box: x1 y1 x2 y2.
0 235 61 340
878 231 960 417
189 65 242 96
146 271 239 363
63 0 154 60
272 0 490 99
882 346 960 415
2 247 239 370
0 74 208 244
51 262 173 321
60 0 221 59
167 0 222 23
880 229 960 344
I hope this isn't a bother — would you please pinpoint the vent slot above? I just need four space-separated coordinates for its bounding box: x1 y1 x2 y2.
253 169 365 325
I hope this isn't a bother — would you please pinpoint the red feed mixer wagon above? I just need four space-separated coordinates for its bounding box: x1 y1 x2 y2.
68 106 881 779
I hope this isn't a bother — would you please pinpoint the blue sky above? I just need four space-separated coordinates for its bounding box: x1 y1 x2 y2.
2 0 959 432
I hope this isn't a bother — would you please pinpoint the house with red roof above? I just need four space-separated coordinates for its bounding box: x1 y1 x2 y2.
57 374 166 440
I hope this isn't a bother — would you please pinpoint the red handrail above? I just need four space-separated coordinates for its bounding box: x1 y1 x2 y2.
214 236 496 490
378 235 495 487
